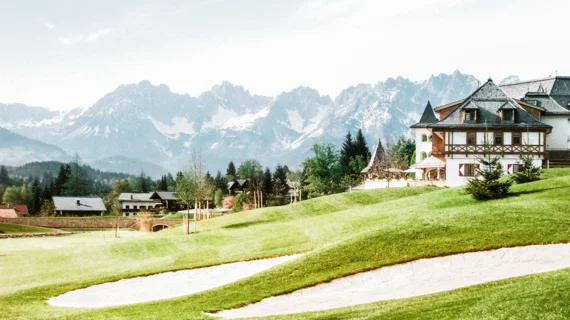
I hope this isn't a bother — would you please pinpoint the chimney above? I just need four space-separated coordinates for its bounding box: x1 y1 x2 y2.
131 195 133 200
76 199 81 205
7 204 11 209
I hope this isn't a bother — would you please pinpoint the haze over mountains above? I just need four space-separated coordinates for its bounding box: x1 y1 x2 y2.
0 71 482 176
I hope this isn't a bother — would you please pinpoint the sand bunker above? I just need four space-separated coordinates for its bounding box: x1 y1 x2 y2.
216 244 570 318
48 254 302 308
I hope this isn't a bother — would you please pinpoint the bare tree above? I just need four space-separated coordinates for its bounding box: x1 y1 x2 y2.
286 170 303 203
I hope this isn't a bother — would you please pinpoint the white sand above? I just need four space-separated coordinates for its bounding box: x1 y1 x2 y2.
48 254 303 308
215 244 570 318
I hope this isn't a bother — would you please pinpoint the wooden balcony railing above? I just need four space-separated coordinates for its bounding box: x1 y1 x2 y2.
444 144 544 155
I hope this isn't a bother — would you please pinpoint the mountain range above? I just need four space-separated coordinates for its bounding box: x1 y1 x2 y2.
0 70 483 176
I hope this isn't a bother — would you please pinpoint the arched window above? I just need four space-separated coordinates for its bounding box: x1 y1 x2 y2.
428 134 433 142
421 152 428 160
421 134 428 142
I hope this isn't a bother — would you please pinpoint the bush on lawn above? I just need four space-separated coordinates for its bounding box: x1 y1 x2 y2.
465 143 511 200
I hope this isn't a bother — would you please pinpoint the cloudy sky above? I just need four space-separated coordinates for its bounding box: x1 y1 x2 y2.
1 0 569 110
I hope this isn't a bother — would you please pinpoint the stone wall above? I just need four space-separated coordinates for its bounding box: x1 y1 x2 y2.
0 217 183 232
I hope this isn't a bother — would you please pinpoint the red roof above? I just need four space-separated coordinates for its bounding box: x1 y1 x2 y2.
0 205 29 216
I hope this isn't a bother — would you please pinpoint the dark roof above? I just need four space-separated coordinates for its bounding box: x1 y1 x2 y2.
428 79 551 130
362 139 383 173
522 92 570 116
0 204 29 215
410 101 438 128
153 191 178 201
53 197 106 212
500 76 570 108
227 179 248 189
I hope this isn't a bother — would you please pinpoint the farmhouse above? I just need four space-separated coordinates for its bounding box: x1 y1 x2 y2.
52 197 107 217
118 193 162 216
149 191 187 211
227 180 249 195
410 76 570 187
0 204 29 218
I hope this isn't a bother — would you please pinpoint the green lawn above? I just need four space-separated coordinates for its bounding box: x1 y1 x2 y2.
1 169 570 319
0 223 55 234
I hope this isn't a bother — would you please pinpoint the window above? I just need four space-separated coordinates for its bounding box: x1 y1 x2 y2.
125 205 130 210
513 132 521 145
428 134 433 142
422 134 427 142
467 132 476 145
133 205 138 210
464 164 476 177
464 110 476 122
421 152 428 160
140 206 146 210
513 164 521 173
502 110 514 121
494 132 503 145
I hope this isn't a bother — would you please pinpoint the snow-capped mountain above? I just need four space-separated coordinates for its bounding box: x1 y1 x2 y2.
0 71 483 173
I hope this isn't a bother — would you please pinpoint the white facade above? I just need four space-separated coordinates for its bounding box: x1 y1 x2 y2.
414 128 432 179
445 155 543 187
541 116 570 150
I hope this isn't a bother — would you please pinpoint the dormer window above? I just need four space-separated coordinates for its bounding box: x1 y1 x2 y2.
462 102 478 123
465 110 476 121
502 110 514 121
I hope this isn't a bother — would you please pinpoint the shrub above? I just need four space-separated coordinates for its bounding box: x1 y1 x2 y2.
512 154 541 184
222 196 234 209
265 195 288 207
465 146 511 200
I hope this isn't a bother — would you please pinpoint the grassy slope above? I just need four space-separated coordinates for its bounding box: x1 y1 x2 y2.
0 223 55 234
1 170 570 319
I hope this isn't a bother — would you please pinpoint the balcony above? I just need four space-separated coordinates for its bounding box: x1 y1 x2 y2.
445 144 544 155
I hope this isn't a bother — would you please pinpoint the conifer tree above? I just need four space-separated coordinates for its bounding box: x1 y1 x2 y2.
340 132 355 175
53 164 70 196
0 165 11 186
31 179 42 215
226 161 237 181
262 168 273 196
465 141 511 200
512 153 541 184
63 155 91 196
354 129 371 161
273 164 289 195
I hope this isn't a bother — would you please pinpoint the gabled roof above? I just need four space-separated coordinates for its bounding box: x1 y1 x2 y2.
53 197 106 212
118 193 154 201
428 79 551 130
362 139 384 173
498 101 517 110
522 92 570 116
0 209 18 218
152 191 178 201
411 156 446 169
410 101 438 128
0 205 29 215
500 76 557 98
227 179 248 189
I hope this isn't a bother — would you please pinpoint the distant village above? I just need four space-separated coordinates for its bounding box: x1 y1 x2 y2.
1 75 569 225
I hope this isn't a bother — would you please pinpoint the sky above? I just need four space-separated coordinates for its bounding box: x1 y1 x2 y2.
1 0 569 110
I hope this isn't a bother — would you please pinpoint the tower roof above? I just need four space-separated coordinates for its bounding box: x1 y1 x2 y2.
410 101 438 128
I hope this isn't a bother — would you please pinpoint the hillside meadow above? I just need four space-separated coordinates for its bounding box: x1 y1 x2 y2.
1 168 570 319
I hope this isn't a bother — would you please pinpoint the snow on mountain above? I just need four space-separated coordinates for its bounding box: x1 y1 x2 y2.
500 75 521 85
0 71 480 173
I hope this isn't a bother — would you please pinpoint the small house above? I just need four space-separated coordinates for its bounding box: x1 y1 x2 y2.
117 193 162 216
149 191 187 212
0 204 29 218
52 197 106 217
227 180 249 195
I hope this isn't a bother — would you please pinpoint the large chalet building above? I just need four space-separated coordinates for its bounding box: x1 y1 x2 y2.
410 76 570 187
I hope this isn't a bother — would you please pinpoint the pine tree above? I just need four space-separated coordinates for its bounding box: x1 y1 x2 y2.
273 164 288 195
354 129 371 161
0 165 11 186
166 173 176 190
465 141 511 200
31 179 42 215
262 167 273 196
226 161 237 180
214 171 228 195
340 131 355 175
512 154 541 184
53 164 70 196
63 155 91 196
